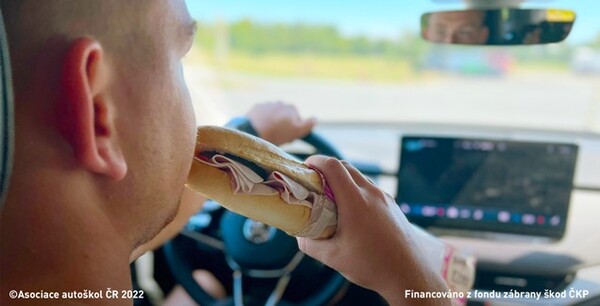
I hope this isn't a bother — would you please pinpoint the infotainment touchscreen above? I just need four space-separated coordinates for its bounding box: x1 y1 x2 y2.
397 137 578 238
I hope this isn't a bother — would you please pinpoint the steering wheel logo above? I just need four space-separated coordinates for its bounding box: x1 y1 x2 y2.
243 219 277 244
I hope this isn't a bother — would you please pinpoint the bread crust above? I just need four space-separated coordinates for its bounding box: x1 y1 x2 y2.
196 126 324 193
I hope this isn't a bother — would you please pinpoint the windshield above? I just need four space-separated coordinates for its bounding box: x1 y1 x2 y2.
184 0 600 134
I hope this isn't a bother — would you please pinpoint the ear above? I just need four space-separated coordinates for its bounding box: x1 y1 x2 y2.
57 38 127 180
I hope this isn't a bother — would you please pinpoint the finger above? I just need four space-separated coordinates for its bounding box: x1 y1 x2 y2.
305 156 364 225
305 155 356 189
305 155 361 199
341 160 375 188
306 117 317 128
296 236 336 262
192 270 227 299
295 117 316 137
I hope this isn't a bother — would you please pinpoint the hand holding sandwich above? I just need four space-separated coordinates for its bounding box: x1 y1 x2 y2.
297 156 452 306
188 127 470 305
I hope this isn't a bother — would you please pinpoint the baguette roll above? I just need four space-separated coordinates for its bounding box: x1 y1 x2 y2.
186 126 337 239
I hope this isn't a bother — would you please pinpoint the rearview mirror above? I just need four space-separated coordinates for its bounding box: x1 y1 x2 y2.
421 9 575 46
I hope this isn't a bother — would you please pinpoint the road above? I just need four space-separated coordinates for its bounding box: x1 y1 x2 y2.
185 65 600 133
186 67 600 131
184 66 600 193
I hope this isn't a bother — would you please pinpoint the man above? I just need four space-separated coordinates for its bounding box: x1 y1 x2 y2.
0 1 450 306
424 10 490 44
2 2 197 306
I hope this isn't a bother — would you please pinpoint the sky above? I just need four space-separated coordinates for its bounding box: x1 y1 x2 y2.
185 0 600 44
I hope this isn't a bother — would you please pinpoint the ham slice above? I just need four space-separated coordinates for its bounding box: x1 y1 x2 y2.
199 154 334 211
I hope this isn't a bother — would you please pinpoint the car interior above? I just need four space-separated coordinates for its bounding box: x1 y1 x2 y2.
2 0 600 306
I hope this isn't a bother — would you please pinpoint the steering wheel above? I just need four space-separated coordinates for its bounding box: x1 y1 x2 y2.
164 132 348 306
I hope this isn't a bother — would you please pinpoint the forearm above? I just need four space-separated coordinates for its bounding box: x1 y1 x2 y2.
380 271 452 306
377 248 452 306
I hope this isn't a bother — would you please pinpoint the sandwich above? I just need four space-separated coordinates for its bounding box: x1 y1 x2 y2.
186 126 338 239
186 126 477 296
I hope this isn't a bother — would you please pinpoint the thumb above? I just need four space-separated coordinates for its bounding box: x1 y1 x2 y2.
296 236 334 262
297 117 317 137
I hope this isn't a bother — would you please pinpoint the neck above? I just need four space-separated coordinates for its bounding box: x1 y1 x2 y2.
1 170 134 306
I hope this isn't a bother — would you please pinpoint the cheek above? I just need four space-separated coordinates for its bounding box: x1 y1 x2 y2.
164 64 197 184
175 64 197 155
178 66 197 138
116 63 196 194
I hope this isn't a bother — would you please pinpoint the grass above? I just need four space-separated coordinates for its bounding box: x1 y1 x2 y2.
187 50 417 82
184 49 572 83
513 60 570 74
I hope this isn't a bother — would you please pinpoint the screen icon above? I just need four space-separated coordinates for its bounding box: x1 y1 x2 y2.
447 207 459 219
436 208 446 217
498 211 511 223
422 206 436 217
460 209 471 219
473 209 484 221
400 203 411 214
537 215 546 225
522 214 535 225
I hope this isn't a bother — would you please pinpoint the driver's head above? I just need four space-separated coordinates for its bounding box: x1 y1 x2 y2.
425 10 490 44
1 0 197 250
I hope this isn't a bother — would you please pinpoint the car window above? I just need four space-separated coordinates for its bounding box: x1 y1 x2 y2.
183 0 600 134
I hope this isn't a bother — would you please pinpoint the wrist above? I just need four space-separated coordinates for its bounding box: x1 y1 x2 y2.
377 255 451 306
